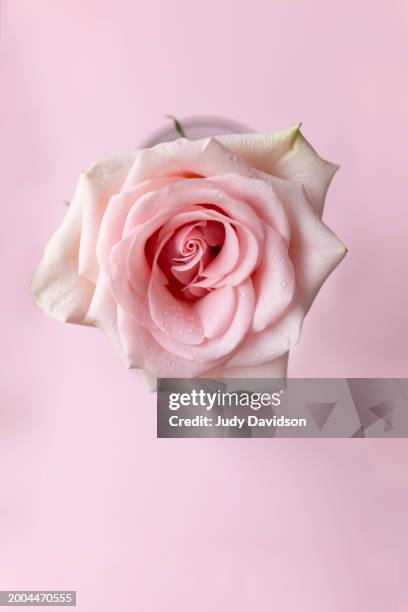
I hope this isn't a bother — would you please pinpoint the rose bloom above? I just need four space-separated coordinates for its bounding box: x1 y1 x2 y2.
32 124 346 381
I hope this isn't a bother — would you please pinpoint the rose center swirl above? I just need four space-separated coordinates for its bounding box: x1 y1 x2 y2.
152 219 226 301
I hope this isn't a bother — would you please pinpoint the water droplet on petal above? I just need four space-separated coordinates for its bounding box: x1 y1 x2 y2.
281 281 286 288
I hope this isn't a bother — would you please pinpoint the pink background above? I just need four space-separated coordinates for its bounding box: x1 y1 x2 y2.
1 0 408 610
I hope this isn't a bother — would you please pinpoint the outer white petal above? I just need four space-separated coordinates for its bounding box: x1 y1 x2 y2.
32 151 136 325
32 175 94 324
217 123 339 217
86 272 128 364
269 177 347 312
78 151 138 282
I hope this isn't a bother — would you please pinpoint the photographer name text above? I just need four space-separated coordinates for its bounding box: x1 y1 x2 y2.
168 414 307 429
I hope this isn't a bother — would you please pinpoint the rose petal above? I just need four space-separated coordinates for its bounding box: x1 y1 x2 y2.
32 174 95 324
148 268 204 345
122 137 252 189
194 285 236 339
97 176 182 275
212 173 291 243
120 179 263 292
153 179 263 243
201 221 225 246
78 151 138 282
117 308 225 377
211 223 260 288
150 280 254 362
269 178 347 311
109 239 155 328
126 211 180 296
251 226 295 333
171 252 203 285
173 221 207 254
158 207 261 288
86 272 128 364
199 222 240 278
226 300 305 367
216 124 339 217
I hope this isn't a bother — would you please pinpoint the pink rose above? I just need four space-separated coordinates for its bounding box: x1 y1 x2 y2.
32 124 346 380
